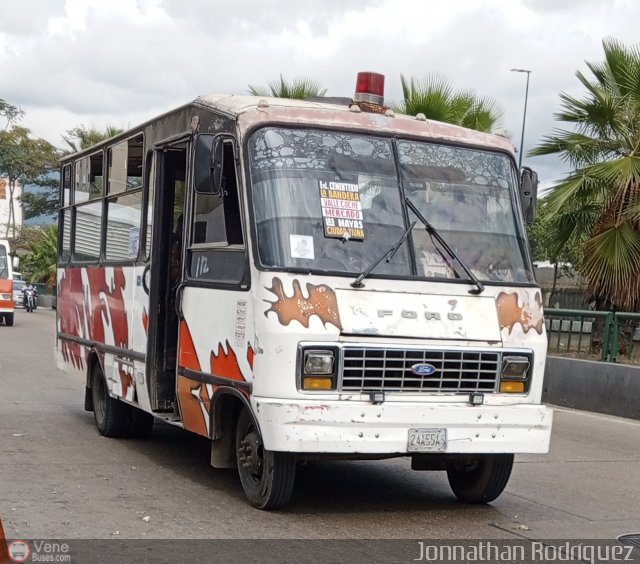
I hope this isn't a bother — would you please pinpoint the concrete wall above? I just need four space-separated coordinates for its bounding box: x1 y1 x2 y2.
543 356 640 420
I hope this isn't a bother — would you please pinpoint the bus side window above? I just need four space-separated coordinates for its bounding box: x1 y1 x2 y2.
192 140 242 246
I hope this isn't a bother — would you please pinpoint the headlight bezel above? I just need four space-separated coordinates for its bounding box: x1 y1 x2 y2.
298 346 339 391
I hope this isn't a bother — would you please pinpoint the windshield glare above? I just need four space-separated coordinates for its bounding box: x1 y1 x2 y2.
248 127 533 284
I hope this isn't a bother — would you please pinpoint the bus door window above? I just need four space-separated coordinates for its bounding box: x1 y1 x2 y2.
189 139 246 285
163 162 186 369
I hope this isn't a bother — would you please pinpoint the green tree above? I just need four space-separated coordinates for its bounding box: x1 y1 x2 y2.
0 99 24 130
527 199 584 304
248 75 327 99
21 225 58 285
530 38 640 311
0 126 59 236
395 74 503 133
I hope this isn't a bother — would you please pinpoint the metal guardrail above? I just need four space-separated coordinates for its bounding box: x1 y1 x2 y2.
545 308 640 363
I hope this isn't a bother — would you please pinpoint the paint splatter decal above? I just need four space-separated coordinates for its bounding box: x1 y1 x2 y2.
264 277 342 330
496 291 544 335
57 267 130 369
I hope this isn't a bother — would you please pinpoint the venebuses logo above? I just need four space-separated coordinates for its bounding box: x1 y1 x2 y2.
8 540 30 563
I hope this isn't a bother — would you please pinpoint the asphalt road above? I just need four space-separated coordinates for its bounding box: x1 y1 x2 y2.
1 309 640 560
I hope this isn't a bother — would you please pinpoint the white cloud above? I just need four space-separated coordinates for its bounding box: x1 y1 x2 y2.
1 0 639 186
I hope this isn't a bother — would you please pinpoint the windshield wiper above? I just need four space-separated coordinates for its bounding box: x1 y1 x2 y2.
404 197 485 295
351 221 416 288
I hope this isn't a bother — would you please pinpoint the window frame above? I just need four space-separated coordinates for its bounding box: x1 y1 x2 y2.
102 188 145 265
58 163 74 266
72 199 104 264
74 149 105 205
60 131 149 268
106 133 144 196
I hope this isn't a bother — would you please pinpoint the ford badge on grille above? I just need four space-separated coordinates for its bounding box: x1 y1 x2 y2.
410 363 437 376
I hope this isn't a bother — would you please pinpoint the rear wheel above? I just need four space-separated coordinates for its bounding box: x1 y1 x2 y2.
91 364 131 438
235 409 296 510
446 454 514 504
4 313 13 326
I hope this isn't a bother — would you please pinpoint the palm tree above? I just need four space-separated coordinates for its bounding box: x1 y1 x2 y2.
22 225 58 285
61 124 124 155
530 38 640 311
395 74 503 133
248 75 327 99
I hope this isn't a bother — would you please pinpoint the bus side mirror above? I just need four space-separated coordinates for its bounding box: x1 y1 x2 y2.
194 134 223 195
12 256 19 269
520 167 538 224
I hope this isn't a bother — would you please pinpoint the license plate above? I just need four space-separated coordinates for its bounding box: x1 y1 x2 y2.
408 428 447 452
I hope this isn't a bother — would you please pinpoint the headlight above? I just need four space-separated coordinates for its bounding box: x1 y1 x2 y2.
300 348 338 391
500 354 531 393
304 350 335 375
1 293 11 300
501 355 530 379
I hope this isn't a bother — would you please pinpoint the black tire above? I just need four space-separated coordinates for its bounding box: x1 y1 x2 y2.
235 408 296 510
127 408 154 438
91 365 131 438
4 313 14 326
446 454 514 504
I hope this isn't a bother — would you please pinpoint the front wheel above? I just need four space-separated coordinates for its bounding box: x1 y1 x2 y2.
4 313 14 326
446 454 514 504
235 409 296 510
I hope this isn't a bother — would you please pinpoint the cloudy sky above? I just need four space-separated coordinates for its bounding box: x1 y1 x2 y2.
1 0 639 186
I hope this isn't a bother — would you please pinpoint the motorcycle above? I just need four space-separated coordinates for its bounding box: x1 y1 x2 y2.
23 288 36 313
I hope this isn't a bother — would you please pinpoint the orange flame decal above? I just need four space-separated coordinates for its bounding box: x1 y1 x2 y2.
211 341 245 382
264 277 342 330
177 375 210 437
179 320 201 371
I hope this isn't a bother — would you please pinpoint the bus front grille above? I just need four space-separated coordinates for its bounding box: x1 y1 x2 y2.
339 348 500 393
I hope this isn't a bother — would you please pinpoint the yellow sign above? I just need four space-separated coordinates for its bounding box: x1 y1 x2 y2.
319 180 365 240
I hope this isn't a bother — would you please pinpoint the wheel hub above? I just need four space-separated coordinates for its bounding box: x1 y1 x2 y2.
238 430 263 478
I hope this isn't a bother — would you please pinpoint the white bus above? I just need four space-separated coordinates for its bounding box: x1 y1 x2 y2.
56 72 552 509
0 239 16 326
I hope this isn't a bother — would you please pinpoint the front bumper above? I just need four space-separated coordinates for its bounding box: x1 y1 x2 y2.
254 398 552 455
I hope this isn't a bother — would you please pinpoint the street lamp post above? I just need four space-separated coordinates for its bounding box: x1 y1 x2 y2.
511 68 531 169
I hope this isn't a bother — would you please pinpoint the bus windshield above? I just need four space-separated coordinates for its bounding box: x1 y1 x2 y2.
248 127 534 284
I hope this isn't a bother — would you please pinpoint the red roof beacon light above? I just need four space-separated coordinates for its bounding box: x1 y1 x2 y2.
354 71 385 107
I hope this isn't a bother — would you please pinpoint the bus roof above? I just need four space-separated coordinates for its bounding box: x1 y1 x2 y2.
61 94 516 162
196 94 515 154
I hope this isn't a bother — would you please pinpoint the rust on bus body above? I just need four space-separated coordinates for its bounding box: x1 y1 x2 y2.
233 103 514 154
